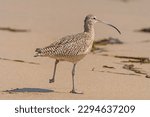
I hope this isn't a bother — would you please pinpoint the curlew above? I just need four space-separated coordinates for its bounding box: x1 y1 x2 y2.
34 14 121 94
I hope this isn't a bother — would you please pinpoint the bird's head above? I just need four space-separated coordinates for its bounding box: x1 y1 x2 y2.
84 14 99 25
85 14 121 34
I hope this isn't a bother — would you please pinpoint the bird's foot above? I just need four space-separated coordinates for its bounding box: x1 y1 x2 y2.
70 89 83 94
49 79 54 83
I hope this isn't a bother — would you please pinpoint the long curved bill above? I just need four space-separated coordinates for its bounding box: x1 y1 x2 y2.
97 19 121 35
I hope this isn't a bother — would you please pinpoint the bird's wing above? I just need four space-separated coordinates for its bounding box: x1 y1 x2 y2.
41 33 90 56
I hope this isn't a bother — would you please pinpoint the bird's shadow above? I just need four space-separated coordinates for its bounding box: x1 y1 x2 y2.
3 88 84 95
3 88 54 93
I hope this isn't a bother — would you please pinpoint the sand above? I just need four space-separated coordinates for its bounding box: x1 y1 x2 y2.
0 0 150 99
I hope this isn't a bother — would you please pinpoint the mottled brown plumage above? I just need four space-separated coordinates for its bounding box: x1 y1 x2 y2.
34 14 121 94
35 32 93 62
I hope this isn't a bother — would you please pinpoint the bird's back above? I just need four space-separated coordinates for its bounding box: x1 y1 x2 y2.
35 32 94 62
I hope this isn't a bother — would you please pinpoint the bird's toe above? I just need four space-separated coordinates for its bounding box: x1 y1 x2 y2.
49 79 55 83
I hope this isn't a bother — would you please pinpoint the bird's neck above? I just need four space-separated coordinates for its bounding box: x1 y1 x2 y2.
84 23 95 38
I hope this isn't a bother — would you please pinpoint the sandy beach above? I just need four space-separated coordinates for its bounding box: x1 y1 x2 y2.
0 0 150 99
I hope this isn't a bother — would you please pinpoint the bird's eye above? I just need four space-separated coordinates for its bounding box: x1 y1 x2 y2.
93 17 96 20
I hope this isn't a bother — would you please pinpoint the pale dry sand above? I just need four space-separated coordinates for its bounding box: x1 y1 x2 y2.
0 0 150 99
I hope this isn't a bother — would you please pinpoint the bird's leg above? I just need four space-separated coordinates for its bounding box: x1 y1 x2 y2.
70 64 83 94
49 59 59 83
70 64 77 93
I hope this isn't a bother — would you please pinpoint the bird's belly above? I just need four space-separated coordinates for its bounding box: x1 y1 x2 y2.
50 54 86 63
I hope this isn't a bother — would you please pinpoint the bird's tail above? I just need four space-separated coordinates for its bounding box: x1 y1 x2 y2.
34 48 42 57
